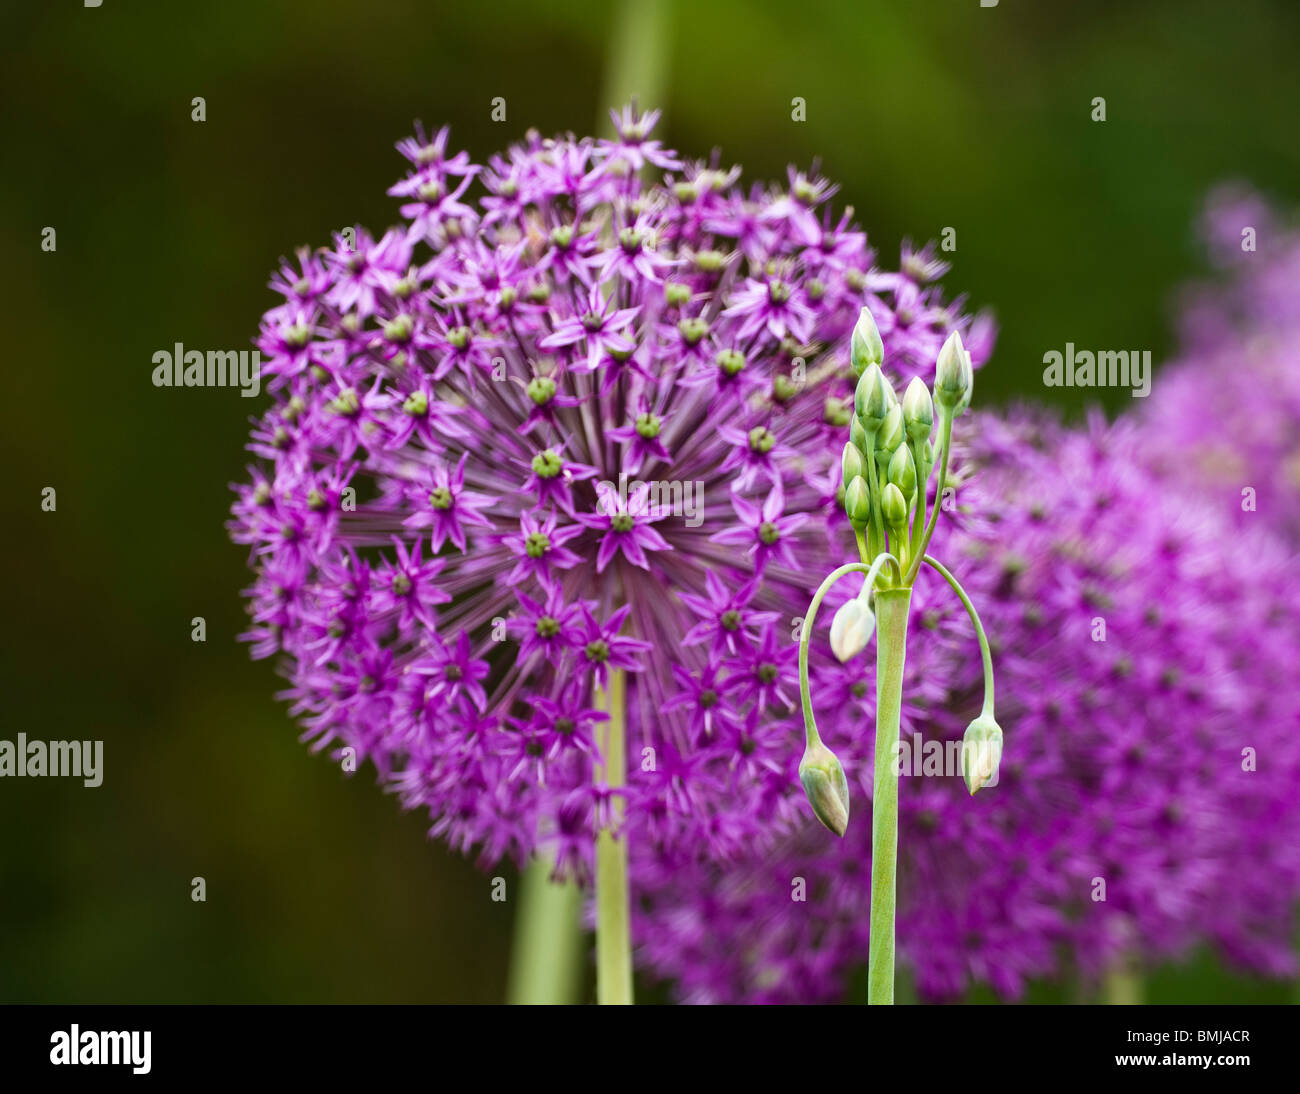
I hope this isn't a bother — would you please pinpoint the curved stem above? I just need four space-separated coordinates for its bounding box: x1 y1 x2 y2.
798 556 899 750
922 554 994 715
904 410 953 585
595 667 632 1004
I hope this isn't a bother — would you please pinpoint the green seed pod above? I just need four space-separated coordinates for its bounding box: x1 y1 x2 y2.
844 475 873 526
934 330 973 412
887 443 917 498
842 442 865 488
881 481 908 525
799 740 851 837
902 376 934 444
849 306 884 378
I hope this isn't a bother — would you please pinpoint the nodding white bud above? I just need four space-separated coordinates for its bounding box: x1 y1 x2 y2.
842 442 866 488
881 481 908 525
799 740 851 837
854 364 889 429
850 307 884 377
934 330 973 413
829 594 875 662
961 714 1003 795
844 475 873 526
887 443 917 498
902 376 934 443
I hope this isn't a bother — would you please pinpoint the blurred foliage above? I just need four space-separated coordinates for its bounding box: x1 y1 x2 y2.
2 0 1298 1002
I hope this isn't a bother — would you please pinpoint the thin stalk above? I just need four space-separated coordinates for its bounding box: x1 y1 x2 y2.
798 557 898 749
595 667 632 1004
507 857 583 1004
922 555 994 716
869 587 911 1005
904 410 953 585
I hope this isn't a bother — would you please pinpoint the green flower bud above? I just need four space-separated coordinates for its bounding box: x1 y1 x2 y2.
853 364 890 430
850 306 884 377
902 376 934 444
881 481 908 525
887 443 917 498
935 330 973 412
849 415 871 455
842 442 865 488
961 714 1003 795
844 476 873 526
879 403 904 454
799 740 851 837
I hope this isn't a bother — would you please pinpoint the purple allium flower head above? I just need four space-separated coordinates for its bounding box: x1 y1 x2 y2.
632 409 1300 1002
229 107 992 874
1139 183 1300 545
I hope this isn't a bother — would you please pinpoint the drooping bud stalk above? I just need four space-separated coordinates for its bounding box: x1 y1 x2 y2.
850 306 884 377
961 714 1004 795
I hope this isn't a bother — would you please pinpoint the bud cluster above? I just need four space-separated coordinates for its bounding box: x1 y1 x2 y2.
841 308 971 580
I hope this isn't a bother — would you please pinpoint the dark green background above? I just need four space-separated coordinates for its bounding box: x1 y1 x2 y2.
3 0 1297 1003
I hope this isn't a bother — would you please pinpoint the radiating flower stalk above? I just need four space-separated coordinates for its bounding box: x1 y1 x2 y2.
797 308 1000 1004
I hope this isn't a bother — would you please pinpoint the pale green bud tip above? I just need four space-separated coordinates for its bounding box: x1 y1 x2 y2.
799 742 851 837
902 376 934 441
881 481 908 525
829 595 875 662
841 442 865 488
844 476 872 526
879 403 904 453
961 715 1003 795
934 330 974 411
853 364 888 427
887 443 916 497
850 307 884 376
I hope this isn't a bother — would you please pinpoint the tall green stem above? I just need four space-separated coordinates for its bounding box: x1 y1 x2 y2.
869 587 911 1004
507 858 583 1004
595 667 632 1004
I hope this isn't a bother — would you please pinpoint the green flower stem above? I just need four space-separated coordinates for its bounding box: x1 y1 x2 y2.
595 667 632 1004
507 857 583 1004
907 437 929 557
798 556 899 749
904 409 953 585
865 441 887 556
922 555 995 716
869 586 912 1005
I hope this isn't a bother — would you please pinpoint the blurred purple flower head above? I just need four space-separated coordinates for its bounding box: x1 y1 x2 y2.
1140 183 1300 544
633 409 1300 1002
228 107 993 875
